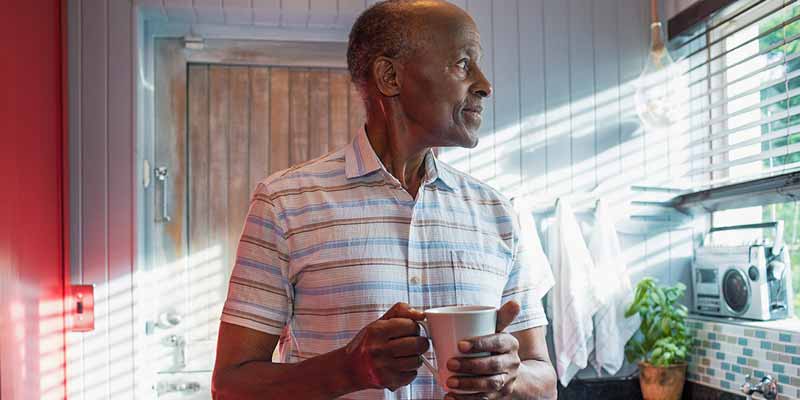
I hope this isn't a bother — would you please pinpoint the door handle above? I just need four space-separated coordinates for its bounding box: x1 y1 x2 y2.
155 167 171 222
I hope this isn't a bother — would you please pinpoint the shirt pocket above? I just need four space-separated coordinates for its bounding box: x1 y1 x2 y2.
449 250 508 308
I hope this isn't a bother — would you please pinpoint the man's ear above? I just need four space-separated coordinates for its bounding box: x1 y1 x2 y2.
371 56 401 97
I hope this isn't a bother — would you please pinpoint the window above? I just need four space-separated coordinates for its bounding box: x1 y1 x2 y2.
673 0 800 188
671 0 800 318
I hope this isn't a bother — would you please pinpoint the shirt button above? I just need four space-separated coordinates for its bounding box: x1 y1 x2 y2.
409 275 421 284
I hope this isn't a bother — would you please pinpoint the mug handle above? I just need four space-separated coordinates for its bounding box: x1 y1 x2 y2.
415 320 437 376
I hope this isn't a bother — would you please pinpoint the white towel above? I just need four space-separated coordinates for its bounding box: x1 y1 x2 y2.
547 199 601 387
588 199 641 376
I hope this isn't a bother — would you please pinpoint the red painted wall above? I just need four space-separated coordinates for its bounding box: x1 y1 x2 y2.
0 1 68 399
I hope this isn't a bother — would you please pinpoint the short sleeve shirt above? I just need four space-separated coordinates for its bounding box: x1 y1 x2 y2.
221 128 555 399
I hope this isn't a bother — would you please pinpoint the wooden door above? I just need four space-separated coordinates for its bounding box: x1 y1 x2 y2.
144 38 364 398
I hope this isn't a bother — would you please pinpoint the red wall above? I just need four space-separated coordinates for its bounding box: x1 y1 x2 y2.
0 1 68 399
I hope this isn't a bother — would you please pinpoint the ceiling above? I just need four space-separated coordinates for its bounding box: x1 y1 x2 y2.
136 0 376 30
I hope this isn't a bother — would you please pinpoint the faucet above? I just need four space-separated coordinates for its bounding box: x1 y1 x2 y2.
741 374 778 400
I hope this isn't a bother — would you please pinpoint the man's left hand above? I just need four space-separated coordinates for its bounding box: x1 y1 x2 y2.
445 301 522 400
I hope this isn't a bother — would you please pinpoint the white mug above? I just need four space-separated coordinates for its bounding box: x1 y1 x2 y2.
417 305 497 394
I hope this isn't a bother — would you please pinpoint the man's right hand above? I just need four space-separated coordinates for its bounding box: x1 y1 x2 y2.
344 302 429 392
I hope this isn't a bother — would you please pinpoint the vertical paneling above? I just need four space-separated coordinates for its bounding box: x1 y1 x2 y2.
543 0 572 196
593 0 622 185
209 65 231 320
228 67 251 274
467 0 495 180
188 65 211 343
348 82 366 140
80 1 109 398
309 71 331 158
250 68 271 191
290 69 311 164
270 68 290 173
491 0 521 194
330 71 351 150
519 0 546 198
569 0 596 193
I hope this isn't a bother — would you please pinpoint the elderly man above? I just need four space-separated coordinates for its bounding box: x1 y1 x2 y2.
211 1 556 399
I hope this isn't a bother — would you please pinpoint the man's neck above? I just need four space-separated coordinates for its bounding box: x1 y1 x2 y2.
364 117 430 199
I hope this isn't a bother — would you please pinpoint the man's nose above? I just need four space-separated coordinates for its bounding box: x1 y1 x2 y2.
471 67 492 98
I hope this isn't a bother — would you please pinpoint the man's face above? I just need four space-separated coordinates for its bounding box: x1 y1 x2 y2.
397 10 492 149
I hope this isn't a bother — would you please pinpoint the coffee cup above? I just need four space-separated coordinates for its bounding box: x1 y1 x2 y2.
416 305 497 394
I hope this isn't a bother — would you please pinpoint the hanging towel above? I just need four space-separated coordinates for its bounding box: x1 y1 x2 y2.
588 199 641 376
546 198 601 387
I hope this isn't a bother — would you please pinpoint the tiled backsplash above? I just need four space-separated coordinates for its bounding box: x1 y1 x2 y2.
687 317 800 400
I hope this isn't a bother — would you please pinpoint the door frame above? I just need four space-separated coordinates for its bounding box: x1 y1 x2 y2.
135 37 348 397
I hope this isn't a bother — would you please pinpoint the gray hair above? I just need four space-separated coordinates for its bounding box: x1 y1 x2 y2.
346 0 435 98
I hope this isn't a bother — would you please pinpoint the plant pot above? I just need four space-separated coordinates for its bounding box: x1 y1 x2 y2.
638 361 687 400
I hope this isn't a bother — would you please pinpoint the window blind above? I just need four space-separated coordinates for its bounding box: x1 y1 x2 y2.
671 0 800 188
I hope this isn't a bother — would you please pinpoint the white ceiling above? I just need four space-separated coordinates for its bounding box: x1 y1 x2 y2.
136 0 379 30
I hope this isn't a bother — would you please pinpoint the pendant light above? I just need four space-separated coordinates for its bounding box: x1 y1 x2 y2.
634 0 688 130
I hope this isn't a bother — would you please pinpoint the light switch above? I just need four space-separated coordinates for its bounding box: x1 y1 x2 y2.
68 285 94 332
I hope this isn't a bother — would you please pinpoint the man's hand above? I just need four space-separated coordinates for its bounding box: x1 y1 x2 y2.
344 302 429 392
445 301 522 400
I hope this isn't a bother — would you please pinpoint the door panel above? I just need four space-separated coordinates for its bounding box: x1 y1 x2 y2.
147 38 365 398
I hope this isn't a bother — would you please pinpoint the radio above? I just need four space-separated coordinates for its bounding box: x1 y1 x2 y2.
692 222 793 321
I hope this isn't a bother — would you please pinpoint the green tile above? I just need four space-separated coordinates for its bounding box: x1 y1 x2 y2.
725 372 736 381
722 362 731 370
778 374 790 384
761 341 772 350
774 364 785 374
779 333 793 342
712 342 721 350
792 356 800 365
732 364 742 373
743 348 754 357
755 330 767 339
754 369 764 378
716 352 725 360
721 380 731 389
708 332 717 340
707 368 716 376
738 337 748 346
786 345 797 354
737 356 747 365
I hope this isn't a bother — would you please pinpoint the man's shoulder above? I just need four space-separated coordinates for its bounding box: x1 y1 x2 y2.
257 148 348 195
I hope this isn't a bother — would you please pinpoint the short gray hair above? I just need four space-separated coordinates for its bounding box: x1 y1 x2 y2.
346 0 433 97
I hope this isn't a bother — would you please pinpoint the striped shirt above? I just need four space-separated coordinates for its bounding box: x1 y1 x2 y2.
221 128 555 399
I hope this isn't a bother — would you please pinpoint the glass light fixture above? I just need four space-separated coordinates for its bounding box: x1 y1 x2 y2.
634 0 689 130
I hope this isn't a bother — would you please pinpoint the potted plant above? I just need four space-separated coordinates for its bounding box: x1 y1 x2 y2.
625 277 691 400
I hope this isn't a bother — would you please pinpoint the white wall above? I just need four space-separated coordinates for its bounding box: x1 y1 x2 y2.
68 0 695 396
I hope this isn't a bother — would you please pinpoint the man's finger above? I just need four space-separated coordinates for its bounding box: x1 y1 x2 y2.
446 373 507 394
375 317 421 339
495 301 520 332
458 332 517 354
381 302 425 321
387 336 430 357
447 353 515 375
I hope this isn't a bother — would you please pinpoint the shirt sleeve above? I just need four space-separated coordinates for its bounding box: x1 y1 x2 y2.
220 183 292 336
501 201 555 333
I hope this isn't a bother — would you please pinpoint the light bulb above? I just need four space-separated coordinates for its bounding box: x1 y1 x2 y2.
634 22 689 130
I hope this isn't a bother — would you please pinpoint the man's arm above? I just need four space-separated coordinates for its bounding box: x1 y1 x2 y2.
212 303 429 399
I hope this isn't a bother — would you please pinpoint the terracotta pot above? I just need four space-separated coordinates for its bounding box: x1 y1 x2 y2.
638 361 687 400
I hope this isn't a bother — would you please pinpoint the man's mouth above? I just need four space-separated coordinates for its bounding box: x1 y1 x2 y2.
462 105 483 119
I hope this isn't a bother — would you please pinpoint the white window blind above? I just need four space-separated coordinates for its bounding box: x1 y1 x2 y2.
671 0 800 188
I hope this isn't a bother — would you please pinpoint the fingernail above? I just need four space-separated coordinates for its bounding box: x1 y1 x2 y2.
458 340 472 352
447 377 459 389
447 358 460 371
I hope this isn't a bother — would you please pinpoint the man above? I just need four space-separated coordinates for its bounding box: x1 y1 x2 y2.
211 1 556 399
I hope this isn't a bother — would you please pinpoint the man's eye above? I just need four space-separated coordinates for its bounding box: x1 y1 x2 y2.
456 59 469 71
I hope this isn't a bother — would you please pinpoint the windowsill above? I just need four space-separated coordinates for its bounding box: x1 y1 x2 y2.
688 313 800 334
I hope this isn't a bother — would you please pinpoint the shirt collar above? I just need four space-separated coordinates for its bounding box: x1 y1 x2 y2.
344 127 458 192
